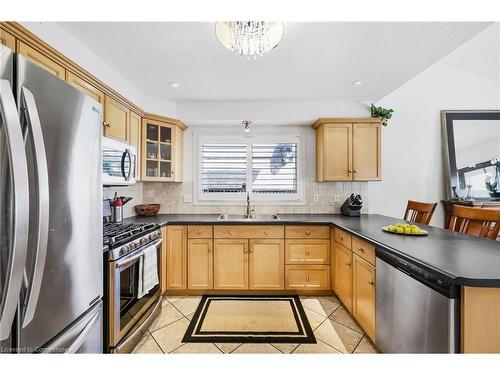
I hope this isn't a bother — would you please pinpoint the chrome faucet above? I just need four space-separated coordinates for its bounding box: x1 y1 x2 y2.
246 192 254 219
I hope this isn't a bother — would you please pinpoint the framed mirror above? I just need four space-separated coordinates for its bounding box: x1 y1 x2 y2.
442 110 500 200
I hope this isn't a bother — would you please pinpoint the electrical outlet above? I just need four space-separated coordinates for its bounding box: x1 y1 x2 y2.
313 194 319 203
334 194 340 203
183 194 192 203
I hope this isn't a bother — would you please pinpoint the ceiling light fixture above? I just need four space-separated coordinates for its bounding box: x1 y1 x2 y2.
215 21 284 59
353 80 363 86
169 82 179 88
243 120 252 133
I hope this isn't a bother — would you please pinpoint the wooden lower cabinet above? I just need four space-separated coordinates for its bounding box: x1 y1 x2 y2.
249 239 284 290
330 228 336 291
335 242 353 311
166 226 187 290
352 254 376 341
285 265 330 290
160 226 167 293
187 239 213 289
285 239 330 264
213 239 248 290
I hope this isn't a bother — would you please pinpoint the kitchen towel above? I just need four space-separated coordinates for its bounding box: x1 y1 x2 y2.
138 244 159 298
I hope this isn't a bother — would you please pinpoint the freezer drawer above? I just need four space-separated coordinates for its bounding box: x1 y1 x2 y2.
375 257 458 353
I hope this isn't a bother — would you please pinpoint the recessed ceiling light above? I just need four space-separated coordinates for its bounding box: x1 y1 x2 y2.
353 80 363 86
169 82 179 88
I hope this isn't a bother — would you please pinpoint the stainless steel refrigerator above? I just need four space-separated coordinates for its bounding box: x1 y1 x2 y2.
0 44 103 353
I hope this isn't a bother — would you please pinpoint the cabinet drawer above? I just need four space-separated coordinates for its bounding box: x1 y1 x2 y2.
334 228 352 249
188 225 213 239
285 240 330 264
352 237 375 266
285 266 330 290
214 225 284 239
285 225 330 239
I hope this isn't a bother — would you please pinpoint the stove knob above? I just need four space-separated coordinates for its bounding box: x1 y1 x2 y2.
149 234 154 240
140 238 146 245
129 242 136 250
122 245 129 254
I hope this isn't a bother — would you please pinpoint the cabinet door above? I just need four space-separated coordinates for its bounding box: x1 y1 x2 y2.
249 239 284 290
353 123 381 181
335 244 353 311
213 239 248 290
129 111 141 181
352 254 376 341
66 71 104 104
104 95 129 141
0 28 15 50
323 123 352 181
330 228 336 290
166 226 187 290
160 227 168 294
18 41 65 79
188 239 213 289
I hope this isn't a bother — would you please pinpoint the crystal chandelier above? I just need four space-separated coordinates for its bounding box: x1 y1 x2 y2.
215 21 284 59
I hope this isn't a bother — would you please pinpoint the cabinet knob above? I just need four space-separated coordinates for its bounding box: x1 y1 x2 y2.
208 246 212 253
249 247 254 253
358 247 365 253
264 231 269 235
197 229 202 235
305 250 310 255
103 121 111 128
306 275 310 281
348 169 353 173
305 230 311 236
353 169 358 173
229 231 233 236
368 280 375 286
346 262 351 267
171 171 175 175
339 235 344 240
244 247 248 253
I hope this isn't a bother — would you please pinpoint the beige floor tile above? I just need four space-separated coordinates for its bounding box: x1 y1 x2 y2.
171 343 222 354
231 343 282 354
314 319 363 353
215 343 242 353
148 299 184 333
171 296 202 316
164 295 186 303
271 343 299 354
301 296 341 317
292 339 342 354
151 317 190 353
354 336 379 354
329 305 364 334
303 307 328 330
131 333 163 354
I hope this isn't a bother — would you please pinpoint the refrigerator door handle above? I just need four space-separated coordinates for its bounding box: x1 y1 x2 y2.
65 306 101 353
0 80 29 340
19 87 50 328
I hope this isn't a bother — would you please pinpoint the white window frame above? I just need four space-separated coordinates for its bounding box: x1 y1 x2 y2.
194 132 305 205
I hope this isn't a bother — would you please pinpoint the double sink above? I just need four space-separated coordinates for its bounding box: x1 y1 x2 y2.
217 214 281 221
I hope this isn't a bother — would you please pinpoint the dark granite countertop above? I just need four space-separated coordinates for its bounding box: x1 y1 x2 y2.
122 213 500 287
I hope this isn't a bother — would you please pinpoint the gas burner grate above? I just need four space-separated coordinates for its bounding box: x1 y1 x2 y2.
103 222 157 246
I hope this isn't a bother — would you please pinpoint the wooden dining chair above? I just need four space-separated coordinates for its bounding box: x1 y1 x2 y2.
448 205 500 240
403 200 438 225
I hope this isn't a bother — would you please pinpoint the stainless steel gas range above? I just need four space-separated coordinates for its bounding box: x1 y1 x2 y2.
103 221 163 353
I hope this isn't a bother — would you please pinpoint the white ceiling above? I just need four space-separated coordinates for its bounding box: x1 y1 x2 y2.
59 22 491 102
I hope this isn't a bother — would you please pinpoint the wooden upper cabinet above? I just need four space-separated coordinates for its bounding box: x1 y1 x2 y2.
313 118 381 181
66 71 104 104
103 95 129 141
188 238 213 290
353 122 381 181
166 226 187 290
0 28 15 50
352 253 376 341
129 111 142 180
18 41 65 79
141 118 185 182
249 239 284 290
213 239 248 290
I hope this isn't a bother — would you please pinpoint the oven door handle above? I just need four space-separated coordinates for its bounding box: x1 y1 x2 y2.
114 238 162 269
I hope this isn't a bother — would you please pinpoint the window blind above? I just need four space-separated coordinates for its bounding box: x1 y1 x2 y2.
201 143 247 193
252 143 297 194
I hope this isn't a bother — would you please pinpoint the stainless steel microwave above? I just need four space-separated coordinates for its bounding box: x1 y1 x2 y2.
102 137 137 186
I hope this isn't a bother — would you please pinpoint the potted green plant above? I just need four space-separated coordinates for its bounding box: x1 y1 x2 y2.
371 104 394 126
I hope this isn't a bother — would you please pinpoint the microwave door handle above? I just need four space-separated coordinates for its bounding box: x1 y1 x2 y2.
121 149 131 181
19 87 50 328
0 80 29 340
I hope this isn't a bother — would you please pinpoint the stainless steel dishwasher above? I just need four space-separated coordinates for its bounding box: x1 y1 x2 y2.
376 250 460 353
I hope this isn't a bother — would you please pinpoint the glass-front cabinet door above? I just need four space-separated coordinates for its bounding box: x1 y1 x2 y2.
141 118 184 182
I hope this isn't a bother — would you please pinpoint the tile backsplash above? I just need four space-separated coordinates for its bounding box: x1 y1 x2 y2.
103 182 144 218
141 181 368 215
